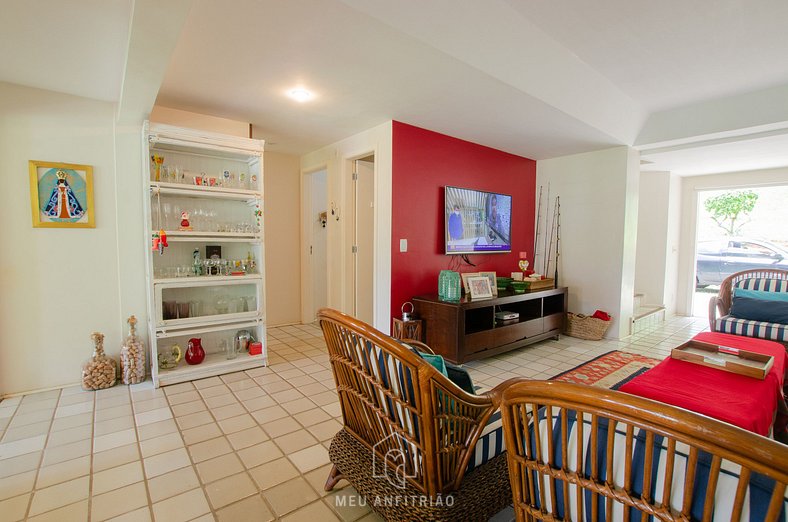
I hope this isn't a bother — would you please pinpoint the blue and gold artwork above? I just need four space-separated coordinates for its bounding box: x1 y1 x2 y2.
29 161 94 228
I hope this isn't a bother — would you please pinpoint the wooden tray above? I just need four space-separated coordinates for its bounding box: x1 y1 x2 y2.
523 277 555 292
670 340 774 379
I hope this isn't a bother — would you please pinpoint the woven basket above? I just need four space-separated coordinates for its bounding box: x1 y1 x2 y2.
564 313 611 340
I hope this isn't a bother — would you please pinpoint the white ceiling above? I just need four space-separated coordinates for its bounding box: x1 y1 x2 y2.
2 0 788 173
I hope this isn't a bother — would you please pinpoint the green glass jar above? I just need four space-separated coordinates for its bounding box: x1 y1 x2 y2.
438 270 461 301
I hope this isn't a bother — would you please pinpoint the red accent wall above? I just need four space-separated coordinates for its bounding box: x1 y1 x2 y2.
391 121 537 325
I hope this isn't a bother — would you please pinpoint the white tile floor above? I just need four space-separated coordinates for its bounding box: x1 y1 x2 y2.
0 315 710 522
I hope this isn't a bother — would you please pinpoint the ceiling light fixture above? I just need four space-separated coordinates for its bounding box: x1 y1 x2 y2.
287 88 313 102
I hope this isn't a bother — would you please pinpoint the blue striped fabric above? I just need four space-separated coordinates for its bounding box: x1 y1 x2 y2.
467 411 505 471
716 315 788 342
735 278 788 293
359 341 422 471
524 408 787 521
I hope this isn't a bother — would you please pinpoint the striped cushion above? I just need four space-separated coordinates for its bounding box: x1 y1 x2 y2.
716 315 788 342
467 411 505 471
526 408 787 521
735 278 788 293
357 341 422 473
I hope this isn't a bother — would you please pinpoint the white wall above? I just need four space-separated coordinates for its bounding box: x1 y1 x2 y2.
634 172 670 305
310 170 328 316
634 171 682 315
663 173 682 315
537 146 640 339
300 122 393 332
0 83 129 395
676 166 788 315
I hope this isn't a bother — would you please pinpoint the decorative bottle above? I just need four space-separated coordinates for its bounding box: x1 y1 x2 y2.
81 332 117 391
120 315 146 384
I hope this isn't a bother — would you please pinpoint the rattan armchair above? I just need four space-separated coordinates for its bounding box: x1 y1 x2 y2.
709 268 788 332
318 308 516 521
500 380 788 522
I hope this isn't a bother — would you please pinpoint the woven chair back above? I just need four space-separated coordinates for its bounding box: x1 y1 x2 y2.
318 308 499 495
500 380 788 522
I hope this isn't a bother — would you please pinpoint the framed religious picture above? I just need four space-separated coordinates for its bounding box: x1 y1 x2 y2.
478 271 498 296
467 275 493 300
29 160 95 228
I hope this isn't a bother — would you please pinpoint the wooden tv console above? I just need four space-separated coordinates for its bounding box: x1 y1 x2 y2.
412 287 567 364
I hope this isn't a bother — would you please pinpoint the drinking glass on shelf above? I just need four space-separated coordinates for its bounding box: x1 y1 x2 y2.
176 266 189 278
163 301 177 320
162 202 174 230
177 302 189 319
188 301 202 318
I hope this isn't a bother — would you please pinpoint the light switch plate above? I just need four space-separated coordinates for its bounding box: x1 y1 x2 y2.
399 239 407 252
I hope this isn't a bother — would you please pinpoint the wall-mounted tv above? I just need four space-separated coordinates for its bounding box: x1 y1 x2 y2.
445 186 512 254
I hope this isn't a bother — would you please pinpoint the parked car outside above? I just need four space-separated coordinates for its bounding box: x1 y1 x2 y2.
696 237 788 287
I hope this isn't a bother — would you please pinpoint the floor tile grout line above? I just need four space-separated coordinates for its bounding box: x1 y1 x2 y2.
23 387 64 520
127 384 161 522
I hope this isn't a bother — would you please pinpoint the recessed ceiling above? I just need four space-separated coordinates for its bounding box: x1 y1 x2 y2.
0 0 132 102
640 132 788 176
510 0 788 113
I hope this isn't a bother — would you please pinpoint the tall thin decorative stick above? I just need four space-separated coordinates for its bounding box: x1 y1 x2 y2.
533 186 543 273
555 196 561 285
542 183 550 274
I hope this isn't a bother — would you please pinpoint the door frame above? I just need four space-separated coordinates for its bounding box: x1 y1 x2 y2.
300 164 328 323
348 154 375 323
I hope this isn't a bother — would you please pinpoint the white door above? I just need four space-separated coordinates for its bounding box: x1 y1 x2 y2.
353 158 375 324
308 169 328 320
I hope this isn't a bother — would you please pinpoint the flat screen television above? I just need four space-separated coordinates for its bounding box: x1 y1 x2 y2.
445 185 512 254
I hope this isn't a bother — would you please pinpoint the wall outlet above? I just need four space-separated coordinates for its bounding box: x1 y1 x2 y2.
400 239 407 252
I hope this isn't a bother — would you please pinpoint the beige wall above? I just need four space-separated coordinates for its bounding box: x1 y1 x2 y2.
262 151 301 325
151 106 249 138
0 83 124 395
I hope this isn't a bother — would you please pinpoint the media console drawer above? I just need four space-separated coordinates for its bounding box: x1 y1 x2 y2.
495 318 543 345
544 313 563 332
413 287 568 364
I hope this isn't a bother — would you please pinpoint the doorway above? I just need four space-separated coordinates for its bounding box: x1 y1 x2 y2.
692 185 788 317
304 168 328 321
349 155 375 324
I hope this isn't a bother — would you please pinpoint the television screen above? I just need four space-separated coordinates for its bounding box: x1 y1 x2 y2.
445 186 512 254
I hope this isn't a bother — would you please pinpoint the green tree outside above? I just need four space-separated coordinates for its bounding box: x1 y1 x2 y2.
703 190 759 236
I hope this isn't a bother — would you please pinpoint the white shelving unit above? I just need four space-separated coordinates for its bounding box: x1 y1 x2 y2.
143 122 267 387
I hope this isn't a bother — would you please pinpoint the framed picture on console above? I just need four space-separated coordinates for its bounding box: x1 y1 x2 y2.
461 272 480 294
478 271 498 296
467 276 493 300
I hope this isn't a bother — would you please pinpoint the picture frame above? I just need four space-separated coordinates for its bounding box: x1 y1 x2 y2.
29 160 95 228
461 272 480 294
479 271 498 296
467 275 493 300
